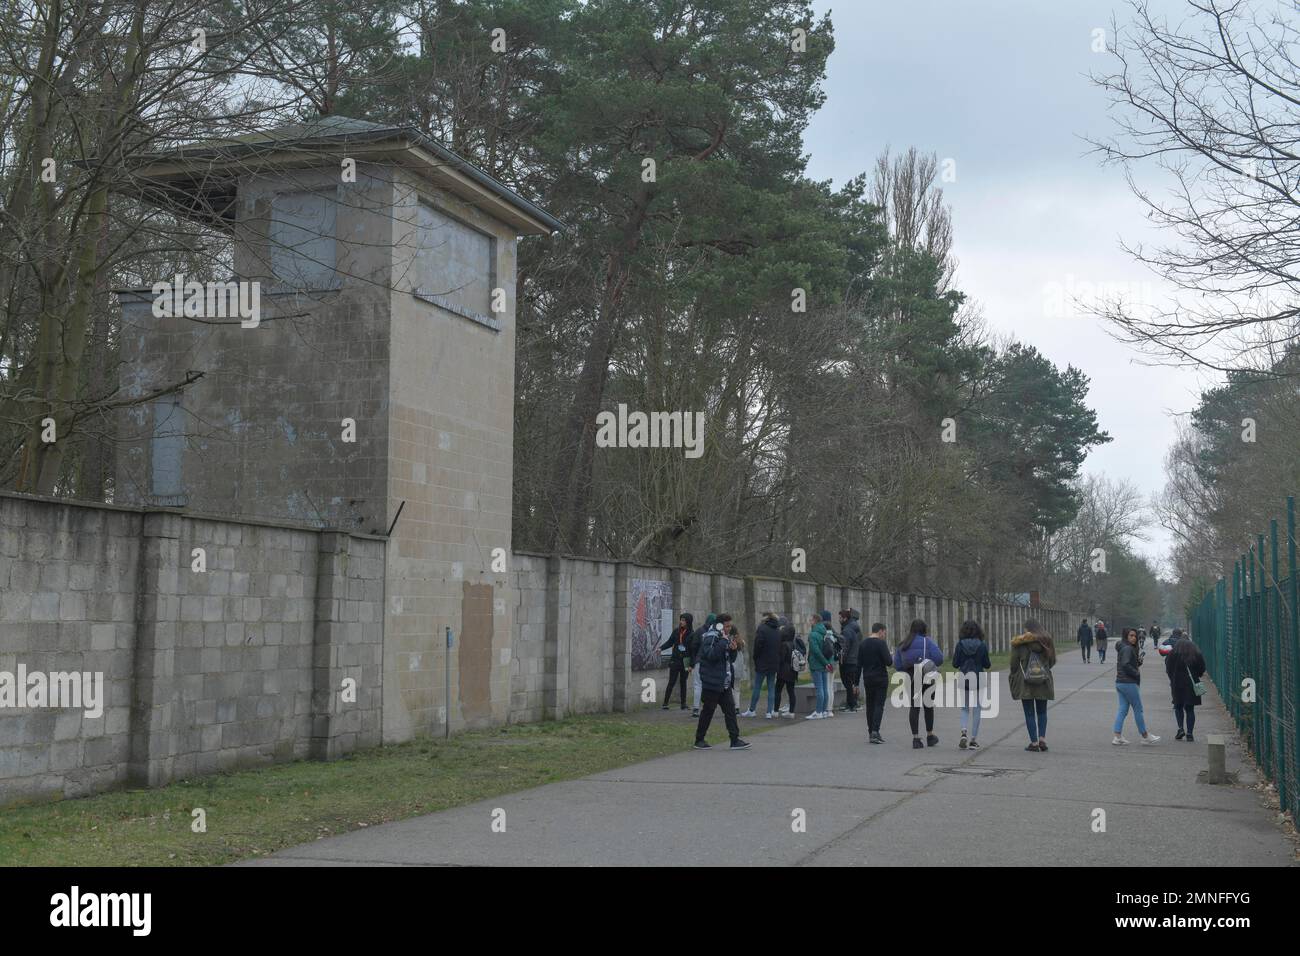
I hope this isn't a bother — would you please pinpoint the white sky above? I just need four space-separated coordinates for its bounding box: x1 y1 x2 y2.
802 0 1220 571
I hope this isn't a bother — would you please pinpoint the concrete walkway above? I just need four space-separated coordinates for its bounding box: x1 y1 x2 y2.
242 658 1296 866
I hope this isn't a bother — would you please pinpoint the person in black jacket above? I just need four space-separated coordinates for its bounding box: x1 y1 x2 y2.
1095 620 1109 663
659 612 694 710
685 612 715 717
1113 628 1160 745
1076 618 1093 662
775 619 801 717
693 614 750 750
838 609 864 712
1165 634 1207 741
858 622 893 743
744 611 782 718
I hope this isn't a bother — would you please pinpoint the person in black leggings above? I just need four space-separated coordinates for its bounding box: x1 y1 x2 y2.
774 619 800 716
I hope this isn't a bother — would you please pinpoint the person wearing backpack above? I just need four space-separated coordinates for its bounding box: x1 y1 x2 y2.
893 619 944 748
776 618 801 717
858 622 892 743
806 612 835 719
659 612 694 710
951 619 992 749
1164 631 1206 742
820 610 840 717
1113 627 1160 745
743 611 782 718
1008 618 1056 752
838 608 864 713
685 613 715 717
1095 620 1109 663
1076 618 1093 663
693 613 750 751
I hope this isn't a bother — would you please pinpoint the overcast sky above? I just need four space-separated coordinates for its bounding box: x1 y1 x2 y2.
803 0 1215 572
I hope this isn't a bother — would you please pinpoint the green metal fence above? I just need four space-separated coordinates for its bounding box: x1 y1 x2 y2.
1192 495 1300 825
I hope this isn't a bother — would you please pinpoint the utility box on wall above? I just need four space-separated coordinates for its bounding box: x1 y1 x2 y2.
114 116 561 743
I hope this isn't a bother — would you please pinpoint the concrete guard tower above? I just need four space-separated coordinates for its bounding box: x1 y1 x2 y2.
114 116 561 742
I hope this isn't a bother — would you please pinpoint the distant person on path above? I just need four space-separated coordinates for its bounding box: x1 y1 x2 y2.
1113 628 1160 745
1137 627 1147 653
952 619 992 749
659 612 694 710
775 617 800 717
806 611 835 719
693 613 750 750
743 611 782 718
1165 630 1207 742
838 608 864 713
859 622 892 743
1009 618 1057 752
1095 620 1109 663
893 618 944 748
686 612 715 717
1150 621 1162 645
1076 618 1093 663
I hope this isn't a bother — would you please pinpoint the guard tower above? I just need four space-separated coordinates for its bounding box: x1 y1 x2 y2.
115 116 561 742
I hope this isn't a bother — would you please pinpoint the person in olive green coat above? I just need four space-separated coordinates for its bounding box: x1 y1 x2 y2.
1008 619 1057 752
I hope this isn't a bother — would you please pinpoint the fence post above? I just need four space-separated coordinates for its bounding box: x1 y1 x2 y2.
1271 519 1285 808
1289 497 1300 824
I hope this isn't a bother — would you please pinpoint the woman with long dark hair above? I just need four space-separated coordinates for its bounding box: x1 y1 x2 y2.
1165 631 1207 741
1113 627 1160 745
952 619 991 749
892 618 944 748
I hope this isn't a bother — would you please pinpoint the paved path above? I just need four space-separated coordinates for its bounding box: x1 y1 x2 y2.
242 658 1296 866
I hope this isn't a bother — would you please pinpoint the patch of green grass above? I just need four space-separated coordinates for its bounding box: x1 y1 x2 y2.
0 711 778 867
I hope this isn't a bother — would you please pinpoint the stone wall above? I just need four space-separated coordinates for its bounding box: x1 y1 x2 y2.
1 494 1081 806
0 492 383 806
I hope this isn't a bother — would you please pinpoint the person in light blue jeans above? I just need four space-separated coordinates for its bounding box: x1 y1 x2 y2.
951 619 991 749
1113 627 1160 745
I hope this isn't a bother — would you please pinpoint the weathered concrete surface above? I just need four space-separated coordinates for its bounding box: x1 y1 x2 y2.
241 658 1297 866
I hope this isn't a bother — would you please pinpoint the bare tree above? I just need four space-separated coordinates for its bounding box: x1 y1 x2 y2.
1092 0 1300 371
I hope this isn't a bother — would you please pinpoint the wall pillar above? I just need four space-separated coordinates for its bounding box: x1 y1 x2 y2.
612 561 633 712
542 554 568 719
128 512 183 788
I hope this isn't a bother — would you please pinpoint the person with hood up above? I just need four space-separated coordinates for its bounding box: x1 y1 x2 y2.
775 617 802 717
685 612 715 717
893 619 944 748
743 611 782 718
1113 627 1160 745
951 619 992 749
1164 630 1206 742
1077 618 1093 663
806 611 836 719
693 613 750 750
1095 619 1109 663
838 608 864 713
659 612 694 710
1008 618 1057 752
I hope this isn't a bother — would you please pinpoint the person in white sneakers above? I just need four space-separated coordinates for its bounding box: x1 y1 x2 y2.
742 611 782 718
1113 628 1160 745
806 611 836 719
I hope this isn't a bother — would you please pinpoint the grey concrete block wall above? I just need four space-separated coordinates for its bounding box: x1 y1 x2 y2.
0 492 383 807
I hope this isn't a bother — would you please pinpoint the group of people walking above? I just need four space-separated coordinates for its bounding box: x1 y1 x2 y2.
663 607 1210 752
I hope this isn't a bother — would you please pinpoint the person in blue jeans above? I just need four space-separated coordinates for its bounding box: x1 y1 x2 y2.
806 612 834 719
1113 628 1160 745
952 619 991 749
1008 619 1056 751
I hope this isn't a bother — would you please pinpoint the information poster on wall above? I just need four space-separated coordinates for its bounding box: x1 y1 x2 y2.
630 578 674 670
